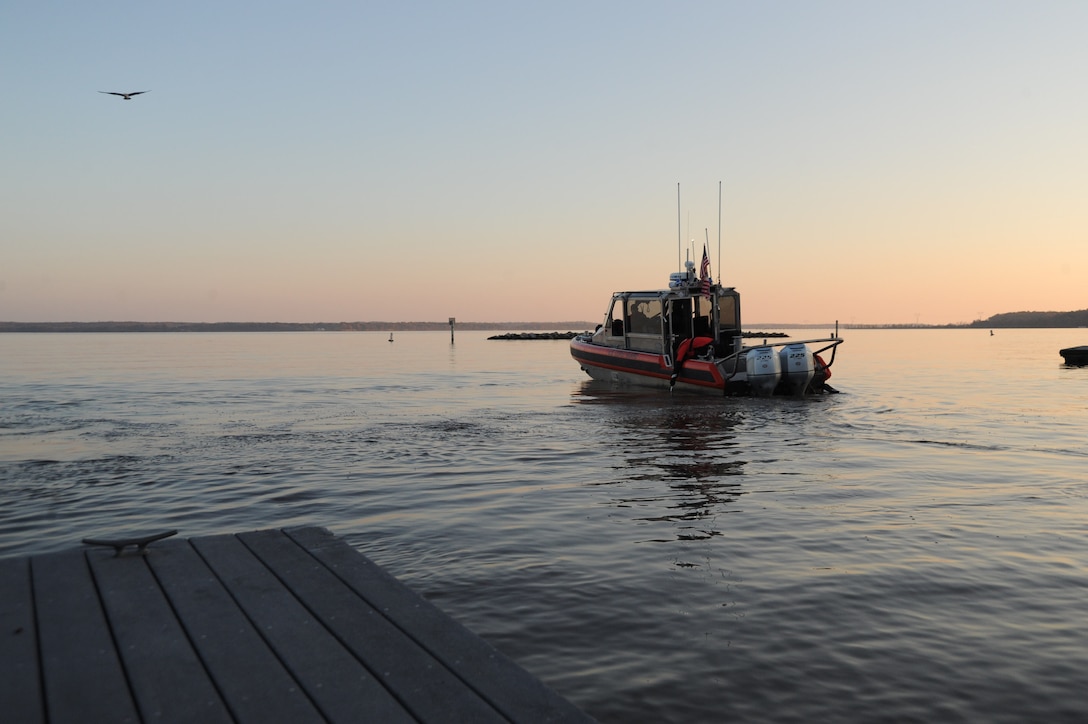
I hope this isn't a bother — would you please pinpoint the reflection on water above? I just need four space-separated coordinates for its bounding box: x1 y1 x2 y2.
573 381 748 542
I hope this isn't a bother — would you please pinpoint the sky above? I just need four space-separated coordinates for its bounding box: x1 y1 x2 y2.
2 1 1086 325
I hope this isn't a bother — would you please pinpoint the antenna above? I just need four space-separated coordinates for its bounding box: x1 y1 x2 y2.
686 212 691 260
717 181 722 282
676 183 681 272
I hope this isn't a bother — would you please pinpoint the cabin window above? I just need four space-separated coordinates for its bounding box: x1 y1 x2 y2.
626 298 662 335
718 293 740 334
604 299 624 337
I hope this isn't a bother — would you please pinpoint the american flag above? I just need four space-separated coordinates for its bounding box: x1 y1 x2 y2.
700 245 711 296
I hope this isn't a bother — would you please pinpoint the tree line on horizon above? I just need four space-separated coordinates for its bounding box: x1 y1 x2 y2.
969 309 1088 328
849 309 1088 329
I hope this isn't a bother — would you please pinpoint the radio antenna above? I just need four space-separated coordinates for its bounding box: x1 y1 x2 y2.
717 181 722 282
676 183 681 272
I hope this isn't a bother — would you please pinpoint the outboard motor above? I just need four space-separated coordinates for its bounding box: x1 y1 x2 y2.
779 343 815 395
745 346 781 396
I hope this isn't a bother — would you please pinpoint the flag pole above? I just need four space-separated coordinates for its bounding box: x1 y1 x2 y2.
705 229 710 281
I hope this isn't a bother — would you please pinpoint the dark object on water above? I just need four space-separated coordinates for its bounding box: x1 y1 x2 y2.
1059 346 1088 365
490 331 587 340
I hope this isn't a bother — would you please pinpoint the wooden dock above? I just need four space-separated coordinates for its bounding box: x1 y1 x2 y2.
0 526 592 723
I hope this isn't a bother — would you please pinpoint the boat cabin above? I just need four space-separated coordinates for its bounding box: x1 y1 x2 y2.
592 285 742 359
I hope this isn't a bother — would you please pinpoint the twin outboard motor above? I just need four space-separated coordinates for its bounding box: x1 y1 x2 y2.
745 346 780 396
746 343 816 396
779 343 815 395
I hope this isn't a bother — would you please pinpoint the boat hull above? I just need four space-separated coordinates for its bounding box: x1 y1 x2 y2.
570 338 738 393
1060 346 1088 366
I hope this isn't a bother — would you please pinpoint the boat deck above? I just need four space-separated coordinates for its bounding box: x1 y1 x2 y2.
0 526 591 723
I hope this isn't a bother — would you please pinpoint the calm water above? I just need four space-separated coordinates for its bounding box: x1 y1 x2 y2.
2 329 1087 723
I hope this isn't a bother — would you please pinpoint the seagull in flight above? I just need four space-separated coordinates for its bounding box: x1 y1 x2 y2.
99 90 149 100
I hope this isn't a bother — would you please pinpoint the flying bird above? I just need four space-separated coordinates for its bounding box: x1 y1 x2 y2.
99 90 149 100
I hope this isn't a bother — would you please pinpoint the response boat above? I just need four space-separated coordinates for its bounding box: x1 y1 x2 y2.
570 256 843 396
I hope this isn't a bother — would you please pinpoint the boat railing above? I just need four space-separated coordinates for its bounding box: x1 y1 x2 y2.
715 335 844 368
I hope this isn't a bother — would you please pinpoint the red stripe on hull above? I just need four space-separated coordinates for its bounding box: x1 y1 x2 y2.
570 339 725 390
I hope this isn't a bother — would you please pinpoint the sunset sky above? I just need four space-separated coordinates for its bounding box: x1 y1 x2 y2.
3 2 1086 325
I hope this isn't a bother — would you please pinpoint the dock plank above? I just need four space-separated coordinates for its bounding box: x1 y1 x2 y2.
0 556 42 724
31 549 139 724
191 533 414 724
147 540 326 724
3 526 592 723
240 528 508 723
87 547 233 724
287 526 593 723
